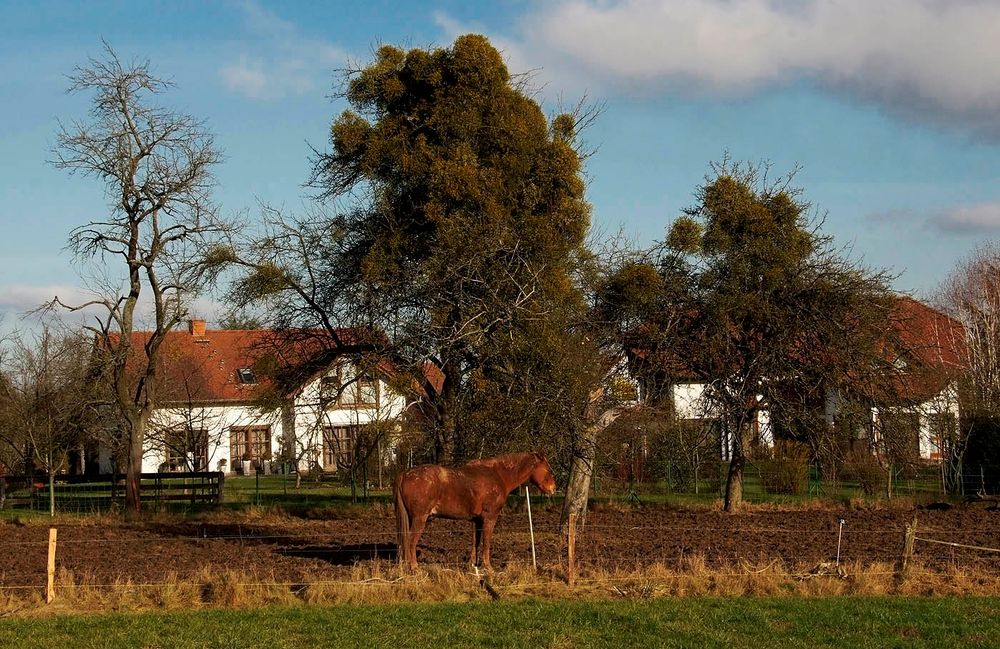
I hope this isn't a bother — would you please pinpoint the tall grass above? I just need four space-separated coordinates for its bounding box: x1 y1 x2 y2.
5 556 1000 619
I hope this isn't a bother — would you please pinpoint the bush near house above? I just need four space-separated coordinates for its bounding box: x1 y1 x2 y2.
840 451 889 497
756 454 810 496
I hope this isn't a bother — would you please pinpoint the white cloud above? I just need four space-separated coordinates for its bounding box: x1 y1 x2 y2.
868 200 1000 234
930 201 1000 234
0 284 88 313
0 285 96 334
219 56 269 99
474 0 1000 135
219 0 348 100
0 285 227 335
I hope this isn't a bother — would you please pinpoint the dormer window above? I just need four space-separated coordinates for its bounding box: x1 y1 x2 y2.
320 374 341 406
237 368 257 384
358 373 378 405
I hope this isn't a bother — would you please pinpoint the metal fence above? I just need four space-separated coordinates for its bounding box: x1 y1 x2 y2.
593 458 1000 502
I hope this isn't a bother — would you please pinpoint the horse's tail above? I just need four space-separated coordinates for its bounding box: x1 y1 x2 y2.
394 470 409 565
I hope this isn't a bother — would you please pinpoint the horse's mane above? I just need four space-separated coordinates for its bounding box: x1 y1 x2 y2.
466 452 542 471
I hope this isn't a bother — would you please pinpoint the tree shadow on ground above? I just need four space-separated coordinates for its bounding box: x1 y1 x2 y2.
277 543 398 565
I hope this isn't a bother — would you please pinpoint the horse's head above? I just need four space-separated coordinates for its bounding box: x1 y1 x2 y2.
530 453 557 495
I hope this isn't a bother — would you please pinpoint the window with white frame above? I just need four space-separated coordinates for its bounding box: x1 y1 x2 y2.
229 425 272 466
164 427 209 471
338 369 378 408
322 425 358 470
320 374 342 407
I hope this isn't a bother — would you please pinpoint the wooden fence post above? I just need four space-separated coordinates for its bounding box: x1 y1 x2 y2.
567 512 576 586
46 527 57 604
525 487 537 572
898 518 917 577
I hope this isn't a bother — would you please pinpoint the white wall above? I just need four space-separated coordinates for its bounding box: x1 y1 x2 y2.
678 379 961 462
143 403 278 474
664 379 968 463
874 383 961 461
672 383 714 420
291 365 408 472
139 361 409 474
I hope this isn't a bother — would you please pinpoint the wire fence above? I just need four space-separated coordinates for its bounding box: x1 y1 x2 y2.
595 460 1000 502
4 459 999 515
3 460 999 607
0 462 1000 515
2 508 999 597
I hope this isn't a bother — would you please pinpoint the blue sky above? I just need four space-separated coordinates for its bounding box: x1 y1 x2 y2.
2 0 999 330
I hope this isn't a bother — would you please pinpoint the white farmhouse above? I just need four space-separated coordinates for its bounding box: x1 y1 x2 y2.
99 320 409 475
634 296 963 462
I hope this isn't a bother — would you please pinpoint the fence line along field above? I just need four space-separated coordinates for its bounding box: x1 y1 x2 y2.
2 501 999 607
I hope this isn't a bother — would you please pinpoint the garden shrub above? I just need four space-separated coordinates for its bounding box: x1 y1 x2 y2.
756 454 809 495
841 451 888 496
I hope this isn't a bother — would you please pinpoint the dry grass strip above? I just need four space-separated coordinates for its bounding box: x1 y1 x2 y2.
4 556 1000 618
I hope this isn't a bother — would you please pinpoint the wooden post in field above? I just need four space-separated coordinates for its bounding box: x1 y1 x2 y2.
525 486 537 572
46 527 57 604
567 512 576 586
898 517 917 576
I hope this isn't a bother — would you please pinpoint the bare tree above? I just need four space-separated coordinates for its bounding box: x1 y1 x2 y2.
146 358 227 473
938 243 1000 492
0 328 98 514
50 44 226 517
556 253 647 528
560 382 638 527
940 244 1000 410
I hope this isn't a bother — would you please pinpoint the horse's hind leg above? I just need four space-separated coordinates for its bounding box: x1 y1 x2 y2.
402 514 415 569
409 514 429 567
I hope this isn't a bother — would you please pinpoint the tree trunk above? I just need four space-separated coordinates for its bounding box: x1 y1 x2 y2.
723 452 745 512
429 355 458 465
49 472 56 517
561 424 598 532
437 418 456 465
723 415 747 512
124 414 146 519
561 403 633 532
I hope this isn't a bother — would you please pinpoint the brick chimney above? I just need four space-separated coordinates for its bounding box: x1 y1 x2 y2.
188 319 207 337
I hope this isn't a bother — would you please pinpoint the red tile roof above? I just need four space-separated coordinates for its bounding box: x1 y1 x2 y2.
107 326 379 405
887 296 965 403
110 296 963 409
627 296 965 404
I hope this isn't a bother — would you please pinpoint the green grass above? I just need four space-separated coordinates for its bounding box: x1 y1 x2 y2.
2 598 997 648
223 474 392 509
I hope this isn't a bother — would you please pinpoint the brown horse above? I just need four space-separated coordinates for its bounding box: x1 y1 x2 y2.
394 452 557 569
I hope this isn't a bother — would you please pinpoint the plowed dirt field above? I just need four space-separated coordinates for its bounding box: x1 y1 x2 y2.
2 503 998 587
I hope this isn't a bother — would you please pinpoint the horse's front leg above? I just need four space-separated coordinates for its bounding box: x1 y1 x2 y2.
471 518 483 567
480 515 497 570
